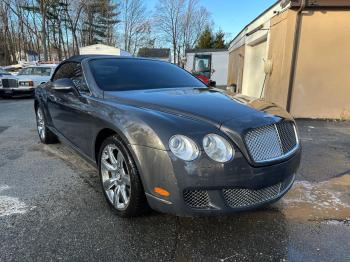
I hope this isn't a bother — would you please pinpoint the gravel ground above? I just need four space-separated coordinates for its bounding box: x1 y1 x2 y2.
0 97 349 262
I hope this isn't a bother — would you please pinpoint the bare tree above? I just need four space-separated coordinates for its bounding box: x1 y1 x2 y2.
154 0 211 64
182 4 210 50
39 0 48 60
0 0 211 66
120 0 150 55
64 0 84 55
154 0 185 64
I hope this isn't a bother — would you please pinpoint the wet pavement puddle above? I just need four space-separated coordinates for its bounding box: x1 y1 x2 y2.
278 174 350 223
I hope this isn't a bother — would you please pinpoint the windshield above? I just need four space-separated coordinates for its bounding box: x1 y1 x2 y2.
18 67 52 76
0 68 10 75
89 58 206 91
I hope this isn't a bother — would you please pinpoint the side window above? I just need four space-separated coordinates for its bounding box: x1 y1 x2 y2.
53 63 75 81
19 68 33 75
71 64 90 93
53 62 90 93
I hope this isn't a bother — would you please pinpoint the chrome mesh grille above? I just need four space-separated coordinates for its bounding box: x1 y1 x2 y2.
183 190 210 209
276 121 298 153
245 122 298 163
223 183 282 208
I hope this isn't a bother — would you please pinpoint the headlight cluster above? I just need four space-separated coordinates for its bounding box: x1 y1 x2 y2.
203 134 234 163
169 135 199 161
169 134 234 163
19 81 34 87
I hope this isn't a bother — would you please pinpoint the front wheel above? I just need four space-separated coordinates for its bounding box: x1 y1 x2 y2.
98 136 149 217
36 106 58 144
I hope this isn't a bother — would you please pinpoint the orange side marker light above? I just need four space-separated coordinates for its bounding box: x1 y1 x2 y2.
154 187 170 197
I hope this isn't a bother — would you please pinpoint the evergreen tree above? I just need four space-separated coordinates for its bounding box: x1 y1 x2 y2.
82 0 120 45
195 26 213 49
213 30 226 49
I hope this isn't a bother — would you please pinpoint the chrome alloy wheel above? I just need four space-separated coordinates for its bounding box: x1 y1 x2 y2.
36 108 45 140
101 144 131 210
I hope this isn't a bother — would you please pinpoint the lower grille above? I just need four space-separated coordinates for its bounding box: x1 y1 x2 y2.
1 78 18 88
223 184 282 208
184 176 294 210
183 190 210 209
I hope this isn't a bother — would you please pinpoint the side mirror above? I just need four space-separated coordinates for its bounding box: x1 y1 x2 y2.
209 80 216 87
52 78 77 94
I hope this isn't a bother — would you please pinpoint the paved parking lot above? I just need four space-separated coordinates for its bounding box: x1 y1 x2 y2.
0 98 349 262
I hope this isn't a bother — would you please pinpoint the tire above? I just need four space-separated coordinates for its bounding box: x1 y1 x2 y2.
98 135 149 217
35 106 58 144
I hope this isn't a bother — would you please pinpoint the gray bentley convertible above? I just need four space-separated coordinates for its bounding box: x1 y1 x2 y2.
34 55 301 217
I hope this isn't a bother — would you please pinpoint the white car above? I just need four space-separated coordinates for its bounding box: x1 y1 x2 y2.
0 68 18 97
0 64 57 97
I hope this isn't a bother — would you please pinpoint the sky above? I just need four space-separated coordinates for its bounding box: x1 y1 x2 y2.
146 0 277 41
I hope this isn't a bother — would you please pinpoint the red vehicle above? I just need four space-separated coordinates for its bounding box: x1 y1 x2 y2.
191 54 215 86
194 74 210 85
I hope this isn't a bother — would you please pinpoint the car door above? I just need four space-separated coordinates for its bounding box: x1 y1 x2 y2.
47 62 95 156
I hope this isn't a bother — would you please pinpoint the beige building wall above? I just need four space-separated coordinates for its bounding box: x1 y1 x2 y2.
242 40 268 98
264 10 297 109
290 10 350 119
227 46 245 93
227 1 350 119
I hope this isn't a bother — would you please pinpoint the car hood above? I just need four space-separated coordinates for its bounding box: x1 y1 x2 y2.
0 75 17 80
104 87 294 128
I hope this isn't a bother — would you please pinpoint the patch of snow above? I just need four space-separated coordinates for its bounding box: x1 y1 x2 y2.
0 185 28 217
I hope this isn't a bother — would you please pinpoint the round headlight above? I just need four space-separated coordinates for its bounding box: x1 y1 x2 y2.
203 134 234 163
169 135 199 161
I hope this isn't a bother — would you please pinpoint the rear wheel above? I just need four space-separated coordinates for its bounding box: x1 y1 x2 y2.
98 135 148 217
36 106 58 144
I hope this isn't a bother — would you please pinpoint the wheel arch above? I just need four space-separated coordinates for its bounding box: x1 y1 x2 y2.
94 128 119 164
93 127 149 193
93 126 137 165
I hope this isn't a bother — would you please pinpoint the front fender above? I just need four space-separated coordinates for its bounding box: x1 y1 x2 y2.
94 100 219 151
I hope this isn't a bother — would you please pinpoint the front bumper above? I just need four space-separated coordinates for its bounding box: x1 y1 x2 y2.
130 145 301 216
0 87 35 97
